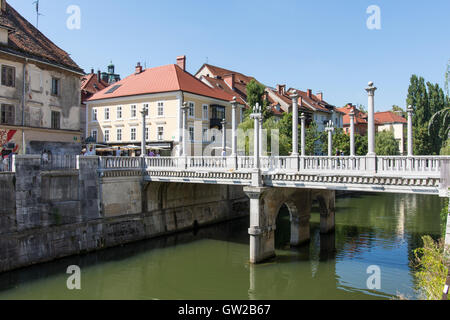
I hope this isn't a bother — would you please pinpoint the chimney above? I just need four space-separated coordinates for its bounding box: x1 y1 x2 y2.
135 62 143 74
317 92 323 101
91 68 94 74
1 0 6 12
224 74 235 90
97 70 102 82
307 89 312 98
176 55 186 71
276 84 286 95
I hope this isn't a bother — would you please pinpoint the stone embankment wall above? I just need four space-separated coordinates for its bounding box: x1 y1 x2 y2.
0 156 248 273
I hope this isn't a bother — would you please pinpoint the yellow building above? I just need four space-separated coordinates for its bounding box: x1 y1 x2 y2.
87 56 244 156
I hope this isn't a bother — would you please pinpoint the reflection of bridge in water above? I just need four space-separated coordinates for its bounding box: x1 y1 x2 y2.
100 153 449 264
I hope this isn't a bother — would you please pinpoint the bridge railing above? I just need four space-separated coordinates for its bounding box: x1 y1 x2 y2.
302 156 367 172
41 154 78 171
100 156 142 171
377 156 443 175
187 156 228 169
145 157 179 169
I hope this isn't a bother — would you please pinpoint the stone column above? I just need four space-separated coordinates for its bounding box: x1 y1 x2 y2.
250 104 263 186
259 117 264 157
299 113 306 170
181 102 188 157
325 121 334 157
221 118 227 156
365 81 377 172
244 186 276 264
349 111 355 157
231 97 238 157
366 81 377 156
291 92 299 156
407 105 413 157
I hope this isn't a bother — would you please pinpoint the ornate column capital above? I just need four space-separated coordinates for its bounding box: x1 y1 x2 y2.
365 81 377 96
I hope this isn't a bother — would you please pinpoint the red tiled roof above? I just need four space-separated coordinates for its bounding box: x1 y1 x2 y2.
374 111 407 124
88 64 236 102
196 64 256 86
0 2 83 73
201 76 246 105
81 73 110 104
337 105 368 126
290 89 333 113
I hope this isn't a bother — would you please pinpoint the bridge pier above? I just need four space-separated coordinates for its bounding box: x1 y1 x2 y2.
315 190 336 234
245 187 314 264
245 186 276 264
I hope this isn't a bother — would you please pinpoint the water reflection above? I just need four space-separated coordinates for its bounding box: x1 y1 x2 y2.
0 193 444 300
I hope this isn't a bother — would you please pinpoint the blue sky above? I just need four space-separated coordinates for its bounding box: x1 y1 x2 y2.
8 0 450 111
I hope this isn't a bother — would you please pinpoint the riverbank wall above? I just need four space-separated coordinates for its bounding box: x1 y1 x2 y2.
0 156 249 273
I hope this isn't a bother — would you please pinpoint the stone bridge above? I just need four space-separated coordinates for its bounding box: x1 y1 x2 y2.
99 154 449 263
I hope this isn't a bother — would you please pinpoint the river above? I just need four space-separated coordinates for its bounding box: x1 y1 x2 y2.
0 192 445 300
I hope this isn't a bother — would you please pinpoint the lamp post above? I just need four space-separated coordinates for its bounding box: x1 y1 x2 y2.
140 104 148 157
231 97 237 157
181 102 189 157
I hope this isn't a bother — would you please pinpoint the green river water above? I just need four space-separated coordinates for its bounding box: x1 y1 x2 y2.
0 192 445 300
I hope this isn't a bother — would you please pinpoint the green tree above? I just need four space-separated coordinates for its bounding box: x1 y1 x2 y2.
391 105 406 118
414 126 434 155
375 130 400 155
355 134 368 156
407 75 430 127
245 80 272 120
320 128 350 155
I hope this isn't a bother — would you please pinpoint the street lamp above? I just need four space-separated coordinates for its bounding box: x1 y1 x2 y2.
140 104 149 157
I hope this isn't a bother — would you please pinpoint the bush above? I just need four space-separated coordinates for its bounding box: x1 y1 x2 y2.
413 235 449 300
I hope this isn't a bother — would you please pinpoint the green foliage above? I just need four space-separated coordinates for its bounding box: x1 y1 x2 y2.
440 198 449 238
414 126 434 155
355 134 368 156
320 128 350 155
407 74 450 155
413 235 448 300
440 138 450 155
375 130 400 155
391 105 406 118
305 121 322 155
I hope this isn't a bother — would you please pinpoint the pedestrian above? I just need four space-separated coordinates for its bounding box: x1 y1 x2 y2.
116 147 121 157
2 155 8 171
42 150 49 164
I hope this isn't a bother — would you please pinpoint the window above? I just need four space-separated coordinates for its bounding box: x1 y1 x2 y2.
240 108 244 123
0 104 15 125
188 102 195 118
131 105 137 118
202 105 209 120
117 106 122 119
105 108 110 120
131 128 137 141
157 102 164 117
145 127 149 141
1 65 15 87
104 130 110 142
202 128 208 142
189 127 194 142
211 105 225 120
157 127 164 141
51 77 60 96
92 109 97 121
51 111 60 129
117 128 122 141
91 129 97 142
